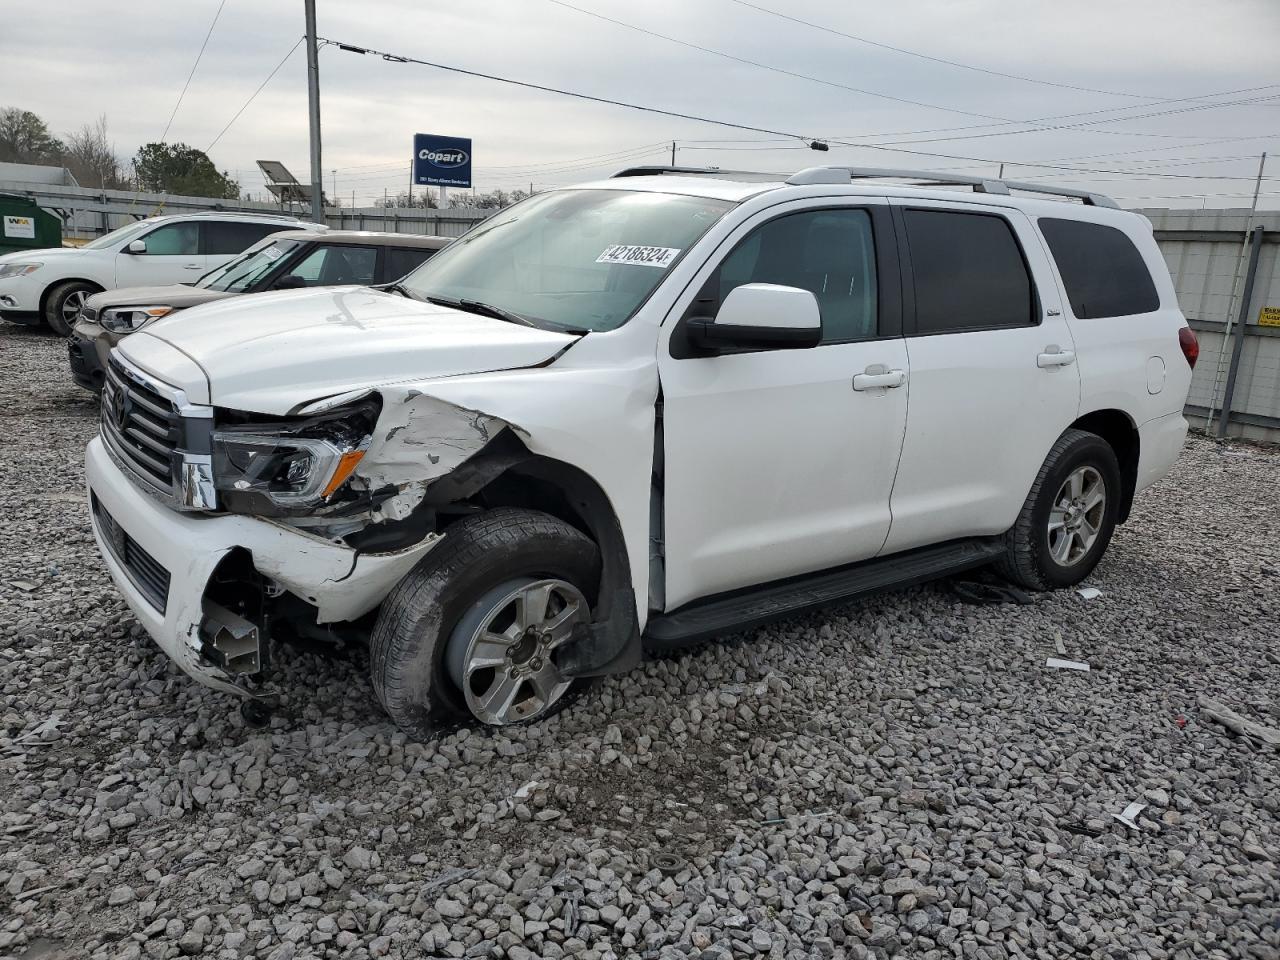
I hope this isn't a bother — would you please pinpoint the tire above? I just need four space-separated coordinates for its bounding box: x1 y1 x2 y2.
44 281 99 337
996 428 1122 591
369 507 600 739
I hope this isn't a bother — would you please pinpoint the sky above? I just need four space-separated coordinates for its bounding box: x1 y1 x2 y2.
3 0 1279 209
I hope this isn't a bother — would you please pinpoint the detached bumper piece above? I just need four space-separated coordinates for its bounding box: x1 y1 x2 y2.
91 492 171 613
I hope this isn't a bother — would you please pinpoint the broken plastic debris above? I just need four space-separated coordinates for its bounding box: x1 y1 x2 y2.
513 780 541 800
1076 586 1102 600
1046 658 1090 672
1198 697 1280 748
1111 801 1147 830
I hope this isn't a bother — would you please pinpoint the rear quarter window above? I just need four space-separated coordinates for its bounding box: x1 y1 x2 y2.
1038 218 1160 319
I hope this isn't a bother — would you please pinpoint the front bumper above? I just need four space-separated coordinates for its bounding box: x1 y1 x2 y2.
86 436 441 695
68 333 106 391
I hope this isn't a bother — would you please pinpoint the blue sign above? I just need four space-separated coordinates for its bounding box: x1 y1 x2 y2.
413 133 472 189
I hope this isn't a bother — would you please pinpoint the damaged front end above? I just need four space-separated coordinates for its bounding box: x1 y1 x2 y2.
174 389 520 682
205 386 514 543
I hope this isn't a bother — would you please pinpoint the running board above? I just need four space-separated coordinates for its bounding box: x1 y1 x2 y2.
643 537 1006 649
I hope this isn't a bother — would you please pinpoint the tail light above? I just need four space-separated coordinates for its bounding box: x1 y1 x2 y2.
1178 327 1199 369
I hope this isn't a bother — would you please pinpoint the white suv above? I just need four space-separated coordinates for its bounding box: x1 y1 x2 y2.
0 211 322 334
85 166 1196 736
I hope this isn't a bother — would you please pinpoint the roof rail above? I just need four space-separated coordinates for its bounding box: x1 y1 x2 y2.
611 165 787 182
787 166 1118 208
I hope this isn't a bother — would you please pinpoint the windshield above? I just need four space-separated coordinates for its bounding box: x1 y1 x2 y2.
82 220 154 250
401 189 734 332
198 238 301 292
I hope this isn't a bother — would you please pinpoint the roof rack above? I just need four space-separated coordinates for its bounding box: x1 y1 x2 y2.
611 165 788 183
786 166 1118 208
610 164 1117 208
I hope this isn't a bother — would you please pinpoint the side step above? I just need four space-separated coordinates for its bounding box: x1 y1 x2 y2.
643 537 1006 649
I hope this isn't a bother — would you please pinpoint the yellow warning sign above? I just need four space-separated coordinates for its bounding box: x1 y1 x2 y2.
1260 306 1280 328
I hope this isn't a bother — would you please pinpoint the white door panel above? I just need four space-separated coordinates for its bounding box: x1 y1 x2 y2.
882 201 1080 555
661 339 908 607
114 221 206 287
658 198 908 610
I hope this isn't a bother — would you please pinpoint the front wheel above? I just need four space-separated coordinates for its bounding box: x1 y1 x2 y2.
996 428 1122 590
369 507 600 739
44 281 99 337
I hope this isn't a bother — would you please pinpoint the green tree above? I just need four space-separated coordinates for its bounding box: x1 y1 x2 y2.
0 107 64 164
133 141 240 198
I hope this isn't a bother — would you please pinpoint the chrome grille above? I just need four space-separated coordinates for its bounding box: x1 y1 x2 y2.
101 361 180 492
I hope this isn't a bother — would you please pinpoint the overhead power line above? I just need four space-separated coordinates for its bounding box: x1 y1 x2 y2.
322 39 823 143
542 3 1274 147
160 0 228 143
725 0 1156 99
321 36 1277 186
206 37 305 153
544 0 1011 123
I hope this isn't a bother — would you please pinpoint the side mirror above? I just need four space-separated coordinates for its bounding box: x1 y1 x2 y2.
687 283 821 351
127 239 147 254
273 274 307 290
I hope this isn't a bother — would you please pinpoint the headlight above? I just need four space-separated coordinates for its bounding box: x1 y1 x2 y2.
100 305 173 333
0 262 42 279
211 399 380 515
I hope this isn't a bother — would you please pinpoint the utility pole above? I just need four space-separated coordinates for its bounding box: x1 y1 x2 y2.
671 141 676 166
304 0 324 224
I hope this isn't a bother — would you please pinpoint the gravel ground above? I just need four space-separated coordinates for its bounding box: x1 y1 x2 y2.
1 321 1278 960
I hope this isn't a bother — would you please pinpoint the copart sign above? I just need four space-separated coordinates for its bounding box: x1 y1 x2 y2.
413 133 472 189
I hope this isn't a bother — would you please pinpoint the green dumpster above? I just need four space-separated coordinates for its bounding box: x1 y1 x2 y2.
0 194 62 255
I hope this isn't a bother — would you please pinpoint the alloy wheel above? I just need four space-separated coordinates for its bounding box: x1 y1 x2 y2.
445 577 588 725
1047 465 1106 567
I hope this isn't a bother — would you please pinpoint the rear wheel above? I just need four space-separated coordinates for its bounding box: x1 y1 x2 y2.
369 508 599 739
44 281 98 336
996 429 1121 590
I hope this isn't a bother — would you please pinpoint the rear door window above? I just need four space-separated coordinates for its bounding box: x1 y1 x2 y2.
903 209 1035 334
385 245 439 280
203 221 286 255
1038 218 1159 318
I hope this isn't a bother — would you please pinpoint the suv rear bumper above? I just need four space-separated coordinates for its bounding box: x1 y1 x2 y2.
86 436 440 695
1136 411 1189 493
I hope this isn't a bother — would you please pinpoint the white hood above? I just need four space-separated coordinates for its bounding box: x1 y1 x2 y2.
119 286 579 414
0 246 89 264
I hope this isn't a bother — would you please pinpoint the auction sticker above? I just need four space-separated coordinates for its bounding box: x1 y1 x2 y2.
596 244 681 268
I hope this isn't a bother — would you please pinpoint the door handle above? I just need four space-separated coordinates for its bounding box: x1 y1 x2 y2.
183 265 203 270
1037 346 1075 368
852 366 907 391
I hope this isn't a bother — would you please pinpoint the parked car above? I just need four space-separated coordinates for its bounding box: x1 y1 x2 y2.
68 230 451 392
85 165 1196 737
0 211 322 335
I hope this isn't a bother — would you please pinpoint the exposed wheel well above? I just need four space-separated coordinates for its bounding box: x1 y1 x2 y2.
464 453 639 677
1070 409 1139 523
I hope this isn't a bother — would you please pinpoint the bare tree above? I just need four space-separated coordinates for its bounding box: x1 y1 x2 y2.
61 116 130 189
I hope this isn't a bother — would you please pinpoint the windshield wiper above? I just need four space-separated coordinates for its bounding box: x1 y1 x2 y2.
378 281 421 301
425 295 535 328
